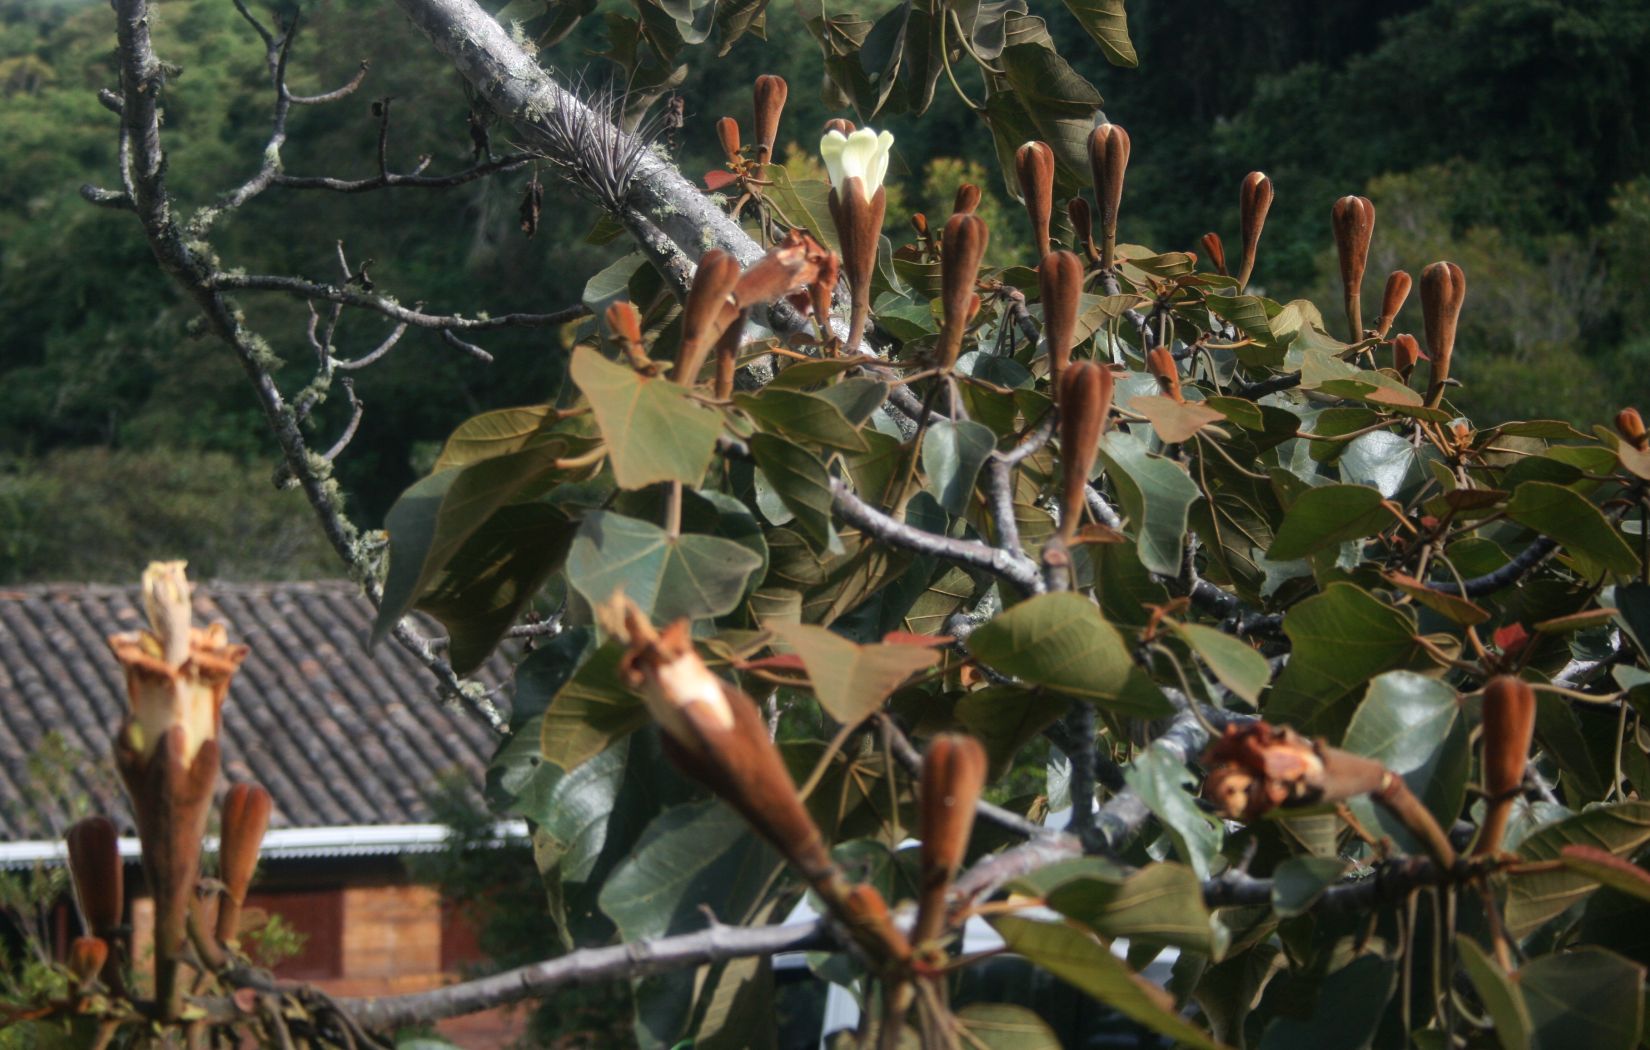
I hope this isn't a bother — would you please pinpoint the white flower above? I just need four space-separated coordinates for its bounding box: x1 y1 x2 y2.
819 127 894 199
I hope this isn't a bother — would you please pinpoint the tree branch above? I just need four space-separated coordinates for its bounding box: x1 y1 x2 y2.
208 272 588 336
830 478 1044 595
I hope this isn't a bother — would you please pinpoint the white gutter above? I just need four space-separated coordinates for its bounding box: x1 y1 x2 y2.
0 821 529 869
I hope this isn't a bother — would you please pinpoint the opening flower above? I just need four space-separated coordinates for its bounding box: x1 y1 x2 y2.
819 127 893 199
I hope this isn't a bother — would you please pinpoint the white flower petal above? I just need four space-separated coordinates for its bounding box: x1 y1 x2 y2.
819 130 849 189
868 130 895 195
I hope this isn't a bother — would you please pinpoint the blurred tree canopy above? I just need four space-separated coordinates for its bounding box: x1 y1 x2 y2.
3 0 1649 580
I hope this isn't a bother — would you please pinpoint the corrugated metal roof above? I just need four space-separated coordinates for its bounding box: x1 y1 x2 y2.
0 582 512 839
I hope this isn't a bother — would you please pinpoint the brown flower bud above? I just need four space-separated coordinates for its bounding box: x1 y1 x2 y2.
1420 260 1466 407
715 117 741 164
1057 361 1113 541
713 311 745 401
605 301 648 370
1618 407 1648 450
937 213 989 370
822 117 856 137
1039 251 1084 390
1088 123 1130 271
1146 346 1183 403
1477 676 1536 856
911 212 929 239
1373 270 1412 338
217 782 272 945
1016 141 1056 258
913 734 987 946
67 936 109 986
1237 171 1273 288
808 250 840 335
1067 196 1097 264
752 75 788 166
1392 333 1423 380
953 182 981 215
677 250 741 386
67 816 123 936
827 180 886 353
732 229 822 310
1200 232 1227 276
1331 195 1376 340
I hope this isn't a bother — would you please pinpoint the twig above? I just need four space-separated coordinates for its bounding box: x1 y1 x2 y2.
830 478 1044 595
208 273 588 335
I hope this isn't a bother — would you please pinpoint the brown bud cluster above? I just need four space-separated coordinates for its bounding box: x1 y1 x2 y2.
1039 251 1084 389
1016 141 1055 258
1237 172 1273 288
1146 346 1183 403
1057 361 1113 541
1392 333 1423 380
1616 407 1647 450
752 75 788 167
1201 722 1386 822
937 213 989 370
1088 124 1130 271
1373 270 1412 339
715 116 741 164
1476 676 1536 856
1200 232 1227 276
1331 195 1376 339
1420 260 1467 407
912 734 987 947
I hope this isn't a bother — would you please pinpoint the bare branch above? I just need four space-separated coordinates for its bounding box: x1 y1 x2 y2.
321 379 364 461
289 60 371 105
208 272 588 334
273 154 531 192
830 478 1044 595
333 322 409 370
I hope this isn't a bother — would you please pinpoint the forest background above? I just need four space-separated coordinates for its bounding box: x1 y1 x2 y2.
4 0 1650 585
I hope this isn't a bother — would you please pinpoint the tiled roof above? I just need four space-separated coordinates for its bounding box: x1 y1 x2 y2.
0 582 510 839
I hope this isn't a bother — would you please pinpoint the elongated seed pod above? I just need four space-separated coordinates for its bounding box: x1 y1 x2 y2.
1392 333 1422 380
752 75 788 167
66 816 123 936
1088 124 1130 271
1200 232 1227 276
1146 346 1183 403
937 213 989 370
912 734 987 947
1373 270 1412 338
1237 172 1273 288
1040 251 1084 392
217 782 272 945
1331 195 1376 341
1057 361 1113 540
1618 407 1648 450
1016 141 1056 258
715 117 741 164
1420 260 1467 407
677 250 741 385
1477 676 1536 856
1068 197 1097 264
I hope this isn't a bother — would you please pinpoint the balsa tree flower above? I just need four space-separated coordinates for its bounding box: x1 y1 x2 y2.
821 126 894 353
107 561 248 1019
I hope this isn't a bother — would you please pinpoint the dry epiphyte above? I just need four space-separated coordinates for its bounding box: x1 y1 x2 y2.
752 75 787 169
1476 676 1536 856
1202 721 1458 868
1146 346 1183 403
1088 123 1130 271
1237 171 1273 288
1068 196 1098 264
1392 333 1423 380
1200 232 1227 276
1057 361 1113 541
1616 407 1647 450
601 594 911 967
107 561 248 1018
1373 270 1412 339
1420 260 1467 407
216 782 272 945
1039 250 1084 389
952 182 982 216
937 213 988 370
677 250 742 386
912 734 987 948
715 116 741 165
822 125 893 353
1016 141 1055 258
1331 194 1376 340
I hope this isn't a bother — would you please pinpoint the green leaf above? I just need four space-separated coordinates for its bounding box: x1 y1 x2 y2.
1097 429 1201 576
1257 955 1394 1050
1518 948 1645 1050
1058 0 1136 66
581 251 646 318
735 387 869 452
761 168 837 252
749 433 836 552
1506 481 1639 577
570 348 723 489
1123 741 1222 878
1506 801 1650 937
1264 582 1419 741
539 643 648 773
1459 938 1531 1050
1341 671 1468 848
1269 856 1345 918
955 686 1072 779
954 1004 1061 1049
773 623 940 724
923 418 997 515
1267 483 1390 560
564 512 763 623
432 404 555 471
967 592 1157 712
373 441 572 645
1168 622 1270 704
1045 861 1221 955
1559 847 1650 903
990 916 1224 1049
